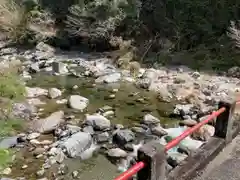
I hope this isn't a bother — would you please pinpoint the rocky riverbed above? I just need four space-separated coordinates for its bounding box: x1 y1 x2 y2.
0 42 240 180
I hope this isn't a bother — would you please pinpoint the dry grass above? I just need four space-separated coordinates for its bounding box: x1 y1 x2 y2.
227 20 240 48
0 0 28 42
0 0 56 43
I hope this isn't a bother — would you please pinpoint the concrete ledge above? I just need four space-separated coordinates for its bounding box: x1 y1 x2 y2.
167 121 240 180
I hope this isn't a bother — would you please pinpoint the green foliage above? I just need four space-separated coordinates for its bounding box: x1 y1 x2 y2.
0 69 26 101
0 119 23 137
65 0 141 41
0 149 13 170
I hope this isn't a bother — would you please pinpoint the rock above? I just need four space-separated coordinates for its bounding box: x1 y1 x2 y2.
1 168 11 175
29 62 40 73
191 72 201 79
31 111 65 134
95 73 121 83
96 132 110 143
59 132 92 158
173 104 195 117
143 114 160 125
36 42 55 52
102 110 114 117
113 129 135 145
192 124 215 141
72 85 78 89
58 164 68 175
72 170 79 178
85 114 111 131
21 165 28 169
30 139 41 145
136 78 151 89
115 124 124 129
56 99 68 104
108 94 116 99
52 62 69 75
0 136 18 148
55 150 66 163
27 132 40 140
66 125 81 134
27 98 45 106
151 125 168 136
26 87 48 98
149 84 172 102
227 66 240 78
33 147 45 156
68 95 89 111
12 102 37 119
167 152 188 167
48 88 62 99
82 126 94 135
107 148 128 158
36 169 45 177
40 140 53 145
179 119 197 127
131 127 146 134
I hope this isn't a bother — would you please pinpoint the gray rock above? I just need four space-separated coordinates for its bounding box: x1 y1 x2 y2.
36 169 45 177
12 102 37 119
113 129 135 145
59 132 92 158
82 126 94 135
95 73 121 83
29 62 40 73
55 149 66 163
48 88 62 99
131 127 146 134
107 148 128 158
68 95 89 111
66 125 81 134
85 114 111 131
31 111 65 134
52 62 69 75
96 132 110 143
27 132 40 140
173 104 195 116
72 171 79 178
227 66 240 78
136 78 151 89
36 42 55 52
179 119 197 127
143 114 160 125
167 152 188 167
151 125 167 136
58 163 68 175
26 87 48 98
0 136 18 148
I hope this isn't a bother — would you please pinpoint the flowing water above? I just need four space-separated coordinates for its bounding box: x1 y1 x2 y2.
9 73 181 180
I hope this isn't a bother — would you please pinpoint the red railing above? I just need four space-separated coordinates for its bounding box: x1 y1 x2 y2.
114 100 240 180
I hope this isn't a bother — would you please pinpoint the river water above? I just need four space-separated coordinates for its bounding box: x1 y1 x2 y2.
9 72 180 179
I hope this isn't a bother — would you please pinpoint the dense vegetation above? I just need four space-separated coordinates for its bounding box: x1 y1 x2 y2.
0 0 240 70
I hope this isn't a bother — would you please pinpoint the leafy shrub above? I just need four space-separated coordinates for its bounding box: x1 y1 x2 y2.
65 0 141 43
227 20 240 49
0 149 12 170
0 67 26 101
0 118 23 136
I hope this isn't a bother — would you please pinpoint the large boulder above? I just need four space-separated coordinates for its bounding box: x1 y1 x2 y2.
59 132 92 158
84 114 111 131
68 95 89 111
31 111 65 134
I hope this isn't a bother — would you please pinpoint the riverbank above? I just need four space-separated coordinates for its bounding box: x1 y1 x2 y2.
0 43 239 180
